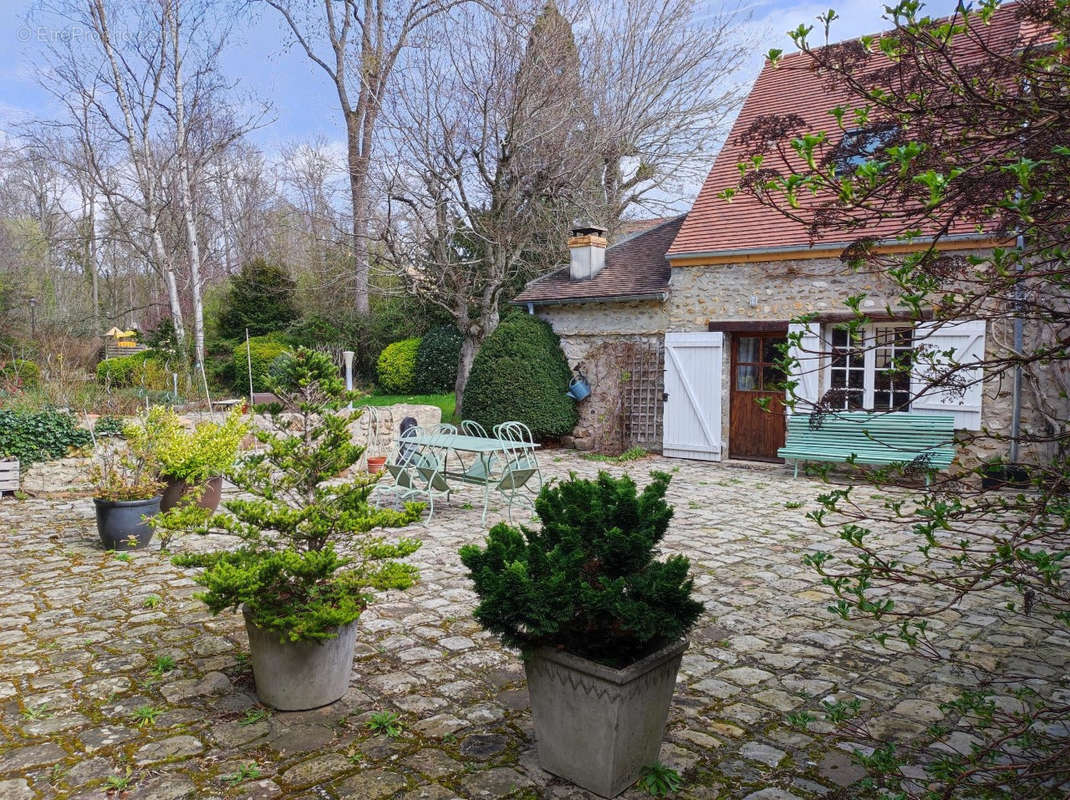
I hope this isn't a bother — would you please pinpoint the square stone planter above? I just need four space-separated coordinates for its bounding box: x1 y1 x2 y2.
525 638 688 798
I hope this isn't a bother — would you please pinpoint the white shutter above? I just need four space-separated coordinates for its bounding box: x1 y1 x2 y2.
787 322 822 412
910 319 986 430
662 332 723 461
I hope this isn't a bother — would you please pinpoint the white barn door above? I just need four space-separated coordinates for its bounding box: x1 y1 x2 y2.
663 332 723 461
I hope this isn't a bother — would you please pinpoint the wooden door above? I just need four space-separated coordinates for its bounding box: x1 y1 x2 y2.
663 332 723 461
729 333 787 461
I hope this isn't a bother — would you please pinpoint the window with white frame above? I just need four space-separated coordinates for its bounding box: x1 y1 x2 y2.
828 324 913 411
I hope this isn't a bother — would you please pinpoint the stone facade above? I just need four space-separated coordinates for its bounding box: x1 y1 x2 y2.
535 302 665 453
535 251 1066 466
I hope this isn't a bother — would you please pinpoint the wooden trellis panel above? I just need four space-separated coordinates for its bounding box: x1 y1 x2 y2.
622 340 664 448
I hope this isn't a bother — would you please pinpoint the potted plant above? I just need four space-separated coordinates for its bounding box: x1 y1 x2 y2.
154 348 423 710
460 471 703 798
156 406 248 512
89 412 170 550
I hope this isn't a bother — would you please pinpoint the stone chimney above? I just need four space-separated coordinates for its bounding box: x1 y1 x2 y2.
568 221 608 281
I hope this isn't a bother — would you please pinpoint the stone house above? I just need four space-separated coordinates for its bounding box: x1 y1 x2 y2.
514 10 1051 465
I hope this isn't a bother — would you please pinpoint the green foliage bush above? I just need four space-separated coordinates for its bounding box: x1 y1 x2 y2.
217 258 299 341
0 359 40 389
460 471 703 667
96 351 168 389
154 406 249 484
462 315 577 438
158 348 423 642
0 408 92 464
376 337 421 394
414 325 463 393
232 335 290 393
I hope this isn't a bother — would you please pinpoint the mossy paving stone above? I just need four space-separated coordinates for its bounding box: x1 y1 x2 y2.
459 733 509 760
457 766 532 798
403 747 465 779
278 752 354 788
0 778 34 800
399 783 461 800
334 767 409 798
134 734 205 765
0 741 67 774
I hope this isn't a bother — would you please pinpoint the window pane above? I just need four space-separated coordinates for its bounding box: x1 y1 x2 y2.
763 338 783 364
738 337 760 363
848 370 864 389
736 365 758 391
763 365 783 389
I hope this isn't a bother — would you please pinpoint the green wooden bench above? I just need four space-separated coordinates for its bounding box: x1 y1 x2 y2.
778 412 956 483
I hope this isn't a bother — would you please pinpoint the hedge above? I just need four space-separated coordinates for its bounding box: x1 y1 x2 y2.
415 325 463 393
232 335 291 393
461 315 577 439
0 359 40 389
0 409 92 464
376 337 421 394
96 351 168 389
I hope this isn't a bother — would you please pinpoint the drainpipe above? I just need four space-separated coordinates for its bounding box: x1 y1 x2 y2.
1009 230 1024 464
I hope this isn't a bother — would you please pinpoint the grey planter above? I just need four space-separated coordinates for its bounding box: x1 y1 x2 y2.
243 609 358 711
525 639 688 798
93 496 161 550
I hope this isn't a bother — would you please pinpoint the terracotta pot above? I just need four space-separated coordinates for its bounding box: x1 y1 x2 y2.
366 456 387 475
160 475 223 513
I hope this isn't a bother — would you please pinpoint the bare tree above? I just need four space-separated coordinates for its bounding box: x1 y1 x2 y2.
572 0 750 230
382 1 597 412
262 0 461 315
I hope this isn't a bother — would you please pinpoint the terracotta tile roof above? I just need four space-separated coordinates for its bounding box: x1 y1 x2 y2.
668 4 1038 259
514 215 685 305
615 217 674 241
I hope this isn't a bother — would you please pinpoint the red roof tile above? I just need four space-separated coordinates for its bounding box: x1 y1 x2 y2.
668 4 1038 259
514 215 685 305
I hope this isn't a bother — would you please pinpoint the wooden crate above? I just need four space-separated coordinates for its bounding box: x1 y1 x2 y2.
0 459 19 493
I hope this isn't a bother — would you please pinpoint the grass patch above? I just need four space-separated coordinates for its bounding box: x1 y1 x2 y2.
581 446 647 464
359 392 456 422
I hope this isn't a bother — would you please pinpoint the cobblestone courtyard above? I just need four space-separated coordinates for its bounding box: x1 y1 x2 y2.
1 453 1065 800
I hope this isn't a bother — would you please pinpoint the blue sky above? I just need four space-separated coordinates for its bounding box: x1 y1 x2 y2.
0 0 964 155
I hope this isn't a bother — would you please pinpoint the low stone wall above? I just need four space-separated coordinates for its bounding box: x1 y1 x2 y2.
16 403 444 494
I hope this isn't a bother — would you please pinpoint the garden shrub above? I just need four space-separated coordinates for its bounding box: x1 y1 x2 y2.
217 258 299 341
414 325 463 393
232 335 291 393
376 337 421 394
0 408 92 464
460 470 703 667
462 315 577 438
0 359 40 389
96 351 169 389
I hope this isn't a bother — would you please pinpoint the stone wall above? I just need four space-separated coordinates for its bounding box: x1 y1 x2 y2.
535 303 666 453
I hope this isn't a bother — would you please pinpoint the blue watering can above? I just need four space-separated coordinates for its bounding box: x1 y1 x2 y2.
566 372 590 401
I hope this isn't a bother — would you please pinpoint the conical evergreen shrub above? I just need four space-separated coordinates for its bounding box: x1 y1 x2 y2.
460 470 703 667
462 314 577 438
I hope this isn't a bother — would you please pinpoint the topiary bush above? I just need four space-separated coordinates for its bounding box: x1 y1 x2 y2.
217 258 299 341
376 337 421 394
414 325 463 393
0 408 92 464
459 470 703 667
462 315 577 438
96 351 168 389
232 335 290 393
0 359 40 390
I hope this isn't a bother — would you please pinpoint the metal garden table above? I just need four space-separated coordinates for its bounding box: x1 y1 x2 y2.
395 432 541 522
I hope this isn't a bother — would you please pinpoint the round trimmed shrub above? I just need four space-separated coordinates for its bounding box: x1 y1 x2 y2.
415 325 463 393
233 335 290 393
376 337 420 394
0 359 40 389
462 315 577 439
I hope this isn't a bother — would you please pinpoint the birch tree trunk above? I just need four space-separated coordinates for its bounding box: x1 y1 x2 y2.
165 0 205 365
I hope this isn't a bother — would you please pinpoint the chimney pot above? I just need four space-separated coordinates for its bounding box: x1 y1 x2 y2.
568 220 608 281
